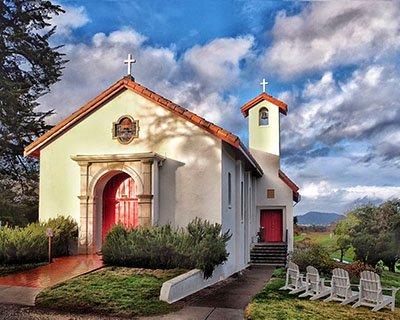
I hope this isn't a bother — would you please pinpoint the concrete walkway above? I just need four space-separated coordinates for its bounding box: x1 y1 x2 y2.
0 255 103 306
185 265 274 309
145 265 274 320
141 306 244 320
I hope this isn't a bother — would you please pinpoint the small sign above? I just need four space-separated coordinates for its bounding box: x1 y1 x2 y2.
267 188 275 199
46 228 54 237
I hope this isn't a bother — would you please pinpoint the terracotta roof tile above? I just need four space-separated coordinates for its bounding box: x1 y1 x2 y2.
24 76 262 175
241 92 288 117
278 169 300 203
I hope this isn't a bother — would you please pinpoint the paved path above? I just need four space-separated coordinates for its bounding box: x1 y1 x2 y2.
140 306 244 320
151 265 274 320
183 265 274 309
0 262 272 319
0 255 103 306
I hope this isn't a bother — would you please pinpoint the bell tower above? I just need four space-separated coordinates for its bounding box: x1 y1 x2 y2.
240 80 287 156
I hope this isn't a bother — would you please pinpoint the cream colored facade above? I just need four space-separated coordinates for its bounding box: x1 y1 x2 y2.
248 100 281 156
30 77 298 275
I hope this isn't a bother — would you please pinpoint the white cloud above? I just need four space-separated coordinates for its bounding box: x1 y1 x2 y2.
38 29 253 133
301 181 336 199
37 5 400 217
301 180 400 203
184 36 254 90
342 186 400 202
281 64 400 165
51 3 90 36
263 1 400 78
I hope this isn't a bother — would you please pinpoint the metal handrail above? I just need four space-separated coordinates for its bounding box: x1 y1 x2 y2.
285 229 289 267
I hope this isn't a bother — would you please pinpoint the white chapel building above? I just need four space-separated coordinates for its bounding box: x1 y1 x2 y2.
25 66 300 276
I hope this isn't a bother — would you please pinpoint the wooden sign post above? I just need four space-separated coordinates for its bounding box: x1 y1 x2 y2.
46 228 54 263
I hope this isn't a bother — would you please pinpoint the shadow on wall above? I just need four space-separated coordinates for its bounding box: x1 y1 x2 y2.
134 105 222 227
158 158 184 226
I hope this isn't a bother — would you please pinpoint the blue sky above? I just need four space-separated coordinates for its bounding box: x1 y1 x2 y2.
41 1 400 215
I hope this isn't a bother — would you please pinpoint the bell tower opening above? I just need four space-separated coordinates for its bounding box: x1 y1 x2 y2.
241 92 288 157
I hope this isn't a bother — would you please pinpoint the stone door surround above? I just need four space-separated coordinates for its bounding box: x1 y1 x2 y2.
71 152 165 254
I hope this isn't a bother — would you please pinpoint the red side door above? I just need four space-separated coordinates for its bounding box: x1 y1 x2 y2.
102 172 138 240
260 210 283 242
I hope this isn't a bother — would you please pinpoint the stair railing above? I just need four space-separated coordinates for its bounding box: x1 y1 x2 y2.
285 229 289 268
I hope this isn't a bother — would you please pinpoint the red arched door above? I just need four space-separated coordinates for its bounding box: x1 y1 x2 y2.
102 172 138 240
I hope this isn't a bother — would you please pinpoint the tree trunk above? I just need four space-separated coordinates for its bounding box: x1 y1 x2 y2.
388 261 396 272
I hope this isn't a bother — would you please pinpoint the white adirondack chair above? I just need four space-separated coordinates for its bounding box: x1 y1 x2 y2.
299 266 331 300
352 270 399 312
324 268 358 305
279 262 306 294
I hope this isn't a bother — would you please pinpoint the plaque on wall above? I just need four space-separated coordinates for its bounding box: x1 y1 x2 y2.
112 116 139 144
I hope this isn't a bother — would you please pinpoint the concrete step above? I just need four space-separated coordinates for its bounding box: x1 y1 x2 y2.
251 251 286 255
250 248 286 253
250 242 287 267
250 252 286 258
250 256 286 260
250 260 286 264
253 243 286 247
251 262 286 266
251 262 286 267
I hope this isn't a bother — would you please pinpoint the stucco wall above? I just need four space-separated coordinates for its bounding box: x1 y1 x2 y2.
39 89 222 229
221 146 248 275
248 101 280 156
250 148 294 250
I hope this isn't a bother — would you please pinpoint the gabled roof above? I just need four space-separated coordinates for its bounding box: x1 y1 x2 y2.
24 76 263 176
241 92 288 117
279 170 300 203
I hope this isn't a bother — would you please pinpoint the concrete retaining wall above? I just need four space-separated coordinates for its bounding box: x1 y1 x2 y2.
159 265 226 304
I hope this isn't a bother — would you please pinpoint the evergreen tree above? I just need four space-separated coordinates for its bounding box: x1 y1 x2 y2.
0 0 65 225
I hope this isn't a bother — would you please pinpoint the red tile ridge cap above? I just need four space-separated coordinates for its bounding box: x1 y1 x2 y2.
241 92 288 117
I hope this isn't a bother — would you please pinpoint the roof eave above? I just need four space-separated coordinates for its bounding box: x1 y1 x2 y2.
240 93 288 118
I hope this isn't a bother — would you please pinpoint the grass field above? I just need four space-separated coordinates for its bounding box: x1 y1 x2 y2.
295 231 355 262
246 231 400 319
36 267 185 317
245 271 400 320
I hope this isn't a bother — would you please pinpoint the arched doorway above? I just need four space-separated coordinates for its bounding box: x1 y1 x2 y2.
102 172 139 239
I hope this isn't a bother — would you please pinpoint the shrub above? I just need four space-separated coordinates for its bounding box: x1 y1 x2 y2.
0 216 78 265
292 239 334 275
102 218 232 278
45 216 78 256
334 261 377 280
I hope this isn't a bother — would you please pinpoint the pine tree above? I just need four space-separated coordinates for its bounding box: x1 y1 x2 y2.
0 0 66 225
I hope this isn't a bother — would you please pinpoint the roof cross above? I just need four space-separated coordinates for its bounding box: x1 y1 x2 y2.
260 78 269 93
124 54 136 77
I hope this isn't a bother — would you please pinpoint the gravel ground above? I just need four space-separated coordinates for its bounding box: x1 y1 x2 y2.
0 304 126 320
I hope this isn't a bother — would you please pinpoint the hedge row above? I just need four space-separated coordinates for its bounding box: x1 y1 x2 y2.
102 218 232 278
292 240 377 279
0 216 78 265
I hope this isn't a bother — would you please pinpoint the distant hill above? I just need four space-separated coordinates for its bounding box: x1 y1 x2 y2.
296 211 344 226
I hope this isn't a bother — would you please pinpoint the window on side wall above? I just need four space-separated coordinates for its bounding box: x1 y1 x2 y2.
240 181 244 221
228 172 232 208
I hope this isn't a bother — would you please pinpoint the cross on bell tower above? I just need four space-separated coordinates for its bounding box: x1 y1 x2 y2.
260 78 269 93
124 54 136 79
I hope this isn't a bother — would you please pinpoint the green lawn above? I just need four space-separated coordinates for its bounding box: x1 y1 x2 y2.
246 273 400 320
0 262 47 276
295 231 355 262
36 267 185 317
